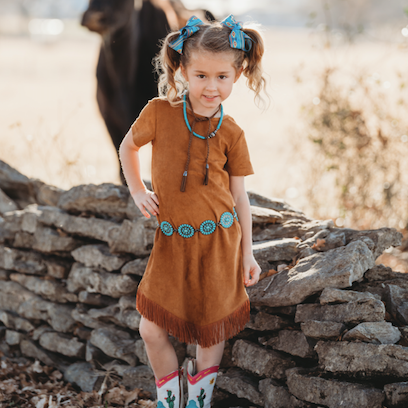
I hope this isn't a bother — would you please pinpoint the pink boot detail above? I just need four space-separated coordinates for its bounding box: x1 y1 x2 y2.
186 359 219 408
156 368 184 408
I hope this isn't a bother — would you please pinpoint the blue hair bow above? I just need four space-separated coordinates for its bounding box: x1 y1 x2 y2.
169 15 204 54
221 14 252 52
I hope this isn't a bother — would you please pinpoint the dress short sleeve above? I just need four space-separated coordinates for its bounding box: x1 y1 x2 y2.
225 130 254 176
131 99 157 148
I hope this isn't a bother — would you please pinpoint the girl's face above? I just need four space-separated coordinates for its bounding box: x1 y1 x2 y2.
181 51 242 117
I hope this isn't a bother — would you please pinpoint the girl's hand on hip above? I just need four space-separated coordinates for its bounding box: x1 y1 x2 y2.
131 188 159 218
243 254 261 287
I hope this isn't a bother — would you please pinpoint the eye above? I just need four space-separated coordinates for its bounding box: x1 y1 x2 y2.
219 75 227 80
197 74 206 79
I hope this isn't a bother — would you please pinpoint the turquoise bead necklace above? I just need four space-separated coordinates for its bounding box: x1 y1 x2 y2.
180 94 223 192
182 94 224 139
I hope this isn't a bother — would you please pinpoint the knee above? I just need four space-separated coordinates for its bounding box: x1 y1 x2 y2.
139 318 167 345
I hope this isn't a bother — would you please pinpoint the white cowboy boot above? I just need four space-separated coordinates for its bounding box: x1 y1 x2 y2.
156 368 184 408
186 359 219 408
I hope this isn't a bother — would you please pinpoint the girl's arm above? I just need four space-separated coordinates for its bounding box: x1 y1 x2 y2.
119 130 159 218
229 175 261 287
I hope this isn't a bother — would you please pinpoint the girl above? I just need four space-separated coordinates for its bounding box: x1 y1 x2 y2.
119 14 266 408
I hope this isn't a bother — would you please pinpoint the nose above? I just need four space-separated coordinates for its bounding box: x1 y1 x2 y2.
205 79 217 91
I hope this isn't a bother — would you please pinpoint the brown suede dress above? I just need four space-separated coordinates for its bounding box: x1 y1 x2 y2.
131 97 254 347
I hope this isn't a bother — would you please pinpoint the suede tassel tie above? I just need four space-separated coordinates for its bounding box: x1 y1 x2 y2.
180 100 220 192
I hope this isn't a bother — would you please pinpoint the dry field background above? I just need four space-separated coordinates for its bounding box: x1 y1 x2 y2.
1 21 407 223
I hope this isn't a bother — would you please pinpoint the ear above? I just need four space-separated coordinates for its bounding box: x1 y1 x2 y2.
234 66 243 83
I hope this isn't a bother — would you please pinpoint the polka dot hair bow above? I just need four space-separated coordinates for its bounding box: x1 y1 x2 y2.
221 14 253 52
169 15 204 54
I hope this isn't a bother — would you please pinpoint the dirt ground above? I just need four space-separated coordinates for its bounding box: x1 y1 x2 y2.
1 22 407 225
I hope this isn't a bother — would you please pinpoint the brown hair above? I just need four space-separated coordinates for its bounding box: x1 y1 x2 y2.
155 20 268 107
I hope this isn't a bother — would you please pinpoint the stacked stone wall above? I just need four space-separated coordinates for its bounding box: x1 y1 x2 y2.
1 160 407 408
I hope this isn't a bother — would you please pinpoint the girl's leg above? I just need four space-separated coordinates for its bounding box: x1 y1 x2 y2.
196 341 225 372
139 316 178 379
186 342 225 408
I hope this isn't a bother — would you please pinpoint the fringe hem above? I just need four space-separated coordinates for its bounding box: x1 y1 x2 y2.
136 292 250 348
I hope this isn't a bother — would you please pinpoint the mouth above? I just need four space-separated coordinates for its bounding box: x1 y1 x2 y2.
203 95 219 101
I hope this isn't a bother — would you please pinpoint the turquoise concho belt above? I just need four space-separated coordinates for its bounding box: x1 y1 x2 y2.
159 207 239 238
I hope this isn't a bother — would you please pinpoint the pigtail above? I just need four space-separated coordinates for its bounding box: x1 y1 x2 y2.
155 31 187 105
242 28 268 107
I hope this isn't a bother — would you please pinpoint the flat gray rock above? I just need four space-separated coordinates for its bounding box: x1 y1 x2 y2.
0 246 46 275
46 303 76 333
343 227 402 259
30 179 64 207
0 269 9 281
85 340 111 364
64 362 105 392
267 330 317 359
0 160 35 207
0 281 46 319
58 183 130 219
251 205 283 224
249 241 375 308
134 339 149 366
20 339 53 365
253 238 300 270
384 284 408 325
343 322 401 344
232 339 296 380
39 332 85 358
300 320 346 340
5 329 25 346
384 381 408 408
34 227 81 253
78 291 117 307
245 312 291 331
32 325 54 341
315 341 408 379
7 293 76 333
297 229 347 253
400 327 408 346
20 339 66 370
253 219 333 241
90 327 137 366
86 303 141 331
106 218 157 256
295 299 385 324
216 368 264 406
0 310 35 332
258 378 294 408
10 273 78 303
67 262 138 298
319 287 379 305
248 191 304 214
121 257 149 276
0 188 18 214
20 204 41 233
13 231 35 249
286 367 384 408
15 296 50 322
72 244 131 272
39 205 119 242
121 365 156 398
71 305 116 330
45 260 70 279
364 264 405 282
